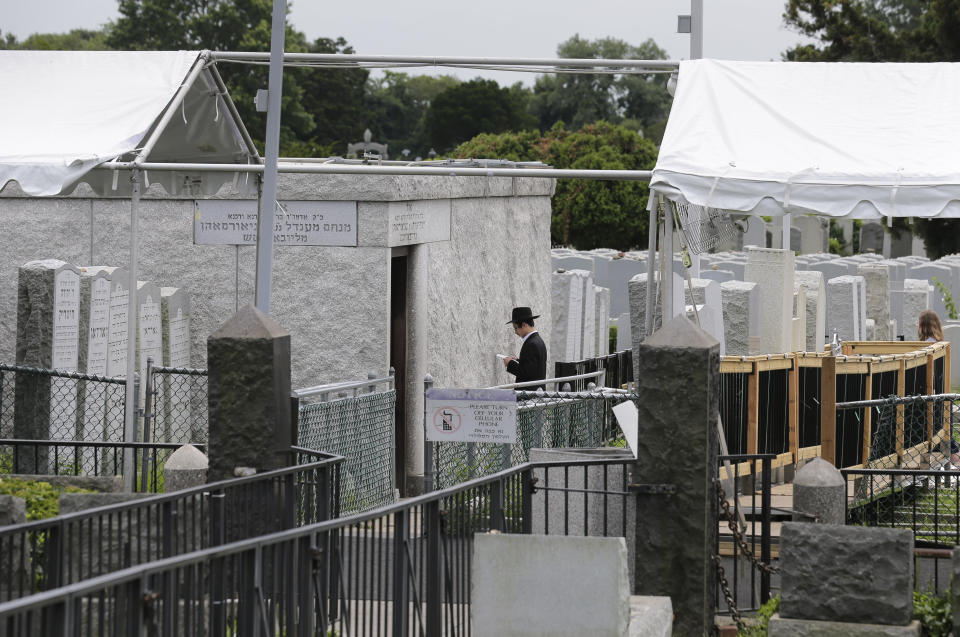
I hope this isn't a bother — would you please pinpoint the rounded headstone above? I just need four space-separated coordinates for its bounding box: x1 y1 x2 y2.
793 457 845 524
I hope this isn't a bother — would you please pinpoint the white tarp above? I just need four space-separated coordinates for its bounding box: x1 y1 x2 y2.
0 50 254 197
652 59 960 219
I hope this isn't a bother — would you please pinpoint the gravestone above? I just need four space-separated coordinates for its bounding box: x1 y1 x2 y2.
684 278 726 355
792 286 807 352
159 287 192 443
207 305 293 481
552 270 585 362
699 269 734 284
616 312 631 352
742 215 766 247
908 263 951 319
902 279 932 338
944 324 960 387
594 286 610 356
633 316 718 636
745 247 795 354
793 457 845 524
859 222 885 254
627 272 685 357
104 267 129 442
858 263 892 340
711 260 745 280
581 272 596 359
78 267 113 468
14 259 81 471
605 256 646 317
881 260 907 338
136 281 163 399
164 443 208 492
827 276 864 341
794 215 829 254
720 280 760 356
795 271 826 352
806 260 850 285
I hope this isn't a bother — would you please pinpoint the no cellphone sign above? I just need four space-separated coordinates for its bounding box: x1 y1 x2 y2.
424 388 517 444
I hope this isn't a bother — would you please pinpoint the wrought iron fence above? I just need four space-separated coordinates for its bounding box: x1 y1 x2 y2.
0 365 129 470
0 445 341 603
294 372 396 514
715 454 776 619
432 386 634 489
0 456 631 637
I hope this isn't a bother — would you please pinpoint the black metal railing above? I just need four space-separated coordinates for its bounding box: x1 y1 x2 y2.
0 457 632 636
1 439 195 493
0 446 341 603
715 454 776 616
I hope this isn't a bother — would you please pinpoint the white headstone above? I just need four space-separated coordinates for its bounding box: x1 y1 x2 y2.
616 312 631 353
903 279 932 339
745 248 795 354
794 271 826 352
857 263 891 340
594 286 610 357
683 278 726 355
720 280 760 356
792 286 807 352
579 272 596 359
136 281 163 391
828 275 865 341
552 270 584 362
159 287 193 443
78 267 114 466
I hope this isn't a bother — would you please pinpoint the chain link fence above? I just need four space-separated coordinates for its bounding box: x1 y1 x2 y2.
845 394 960 543
0 364 129 474
148 364 208 444
433 388 634 489
295 374 396 514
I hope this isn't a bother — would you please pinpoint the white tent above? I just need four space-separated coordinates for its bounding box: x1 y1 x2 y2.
652 59 960 219
0 51 258 483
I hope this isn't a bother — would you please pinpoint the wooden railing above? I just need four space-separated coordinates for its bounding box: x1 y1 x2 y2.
718 341 950 472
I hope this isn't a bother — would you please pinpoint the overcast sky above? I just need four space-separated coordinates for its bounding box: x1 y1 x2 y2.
3 0 814 84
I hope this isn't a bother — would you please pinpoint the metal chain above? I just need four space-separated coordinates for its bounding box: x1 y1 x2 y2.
714 478 779 575
713 555 743 632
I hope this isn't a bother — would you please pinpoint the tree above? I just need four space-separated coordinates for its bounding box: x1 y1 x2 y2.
453 122 658 250
108 0 368 156
783 0 960 257
1 28 109 50
424 79 535 153
365 71 461 158
530 35 672 141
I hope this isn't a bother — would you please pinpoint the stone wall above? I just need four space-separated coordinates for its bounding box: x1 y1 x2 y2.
0 174 554 390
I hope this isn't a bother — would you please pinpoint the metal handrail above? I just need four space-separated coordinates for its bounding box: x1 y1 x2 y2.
294 371 395 400
489 369 607 390
836 393 960 410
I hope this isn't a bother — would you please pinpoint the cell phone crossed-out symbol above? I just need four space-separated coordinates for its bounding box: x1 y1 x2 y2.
441 410 454 431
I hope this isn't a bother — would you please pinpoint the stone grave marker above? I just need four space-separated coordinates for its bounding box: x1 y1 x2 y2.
859 222 885 255
827 275 864 341
858 263 892 340
14 259 81 471
720 280 760 356
103 268 129 442
136 281 163 398
908 263 951 319
903 279 932 338
795 271 826 352
594 286 610 357
78 267 114 468
160 287 192 443
552 270 585 362
745 247 795 354
580 271 596 359
792 286 807 352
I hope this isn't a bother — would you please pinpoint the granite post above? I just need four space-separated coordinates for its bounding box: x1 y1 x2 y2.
164 443 208 492
633 315 718 636
206 305 293 481
792 457 845 524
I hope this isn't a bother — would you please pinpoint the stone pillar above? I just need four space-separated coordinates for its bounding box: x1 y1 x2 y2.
14 259 81 471
745 247 795 354
404 243 429 495
206 305 292 482
164 443 208 492
633 315 719 636
792 457 845 524
720 280 760 356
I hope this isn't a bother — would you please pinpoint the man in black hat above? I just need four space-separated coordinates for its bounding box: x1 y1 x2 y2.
503 306 547 389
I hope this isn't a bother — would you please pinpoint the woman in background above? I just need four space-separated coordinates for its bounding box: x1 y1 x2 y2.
918 309 944 342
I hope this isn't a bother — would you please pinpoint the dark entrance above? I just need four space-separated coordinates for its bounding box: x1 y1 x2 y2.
390 253 408 494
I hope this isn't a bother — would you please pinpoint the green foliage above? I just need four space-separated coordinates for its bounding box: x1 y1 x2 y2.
107 0 369 157
530 35 672 142
932 277 958 320
0 478 94 521
739 594 780 637
424 79 535 153
608 325 618 354
365 71 461 158
454 121 658 250
913 590 951 637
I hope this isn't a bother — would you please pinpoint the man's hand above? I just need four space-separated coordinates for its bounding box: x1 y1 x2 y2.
503 355 517 367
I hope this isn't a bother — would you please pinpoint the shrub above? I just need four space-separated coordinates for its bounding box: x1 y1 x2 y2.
0 477 94 521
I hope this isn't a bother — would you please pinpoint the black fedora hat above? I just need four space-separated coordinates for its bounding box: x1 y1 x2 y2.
507 307 540 324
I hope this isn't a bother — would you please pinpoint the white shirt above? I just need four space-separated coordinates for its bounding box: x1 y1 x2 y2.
521 329 539 345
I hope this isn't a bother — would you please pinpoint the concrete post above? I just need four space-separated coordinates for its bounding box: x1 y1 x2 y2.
206 304 292 482
164 444 209 492
792 457 845 524
633 315 719 636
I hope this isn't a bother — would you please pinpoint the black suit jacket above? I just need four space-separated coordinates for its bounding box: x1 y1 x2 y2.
507 332 547 389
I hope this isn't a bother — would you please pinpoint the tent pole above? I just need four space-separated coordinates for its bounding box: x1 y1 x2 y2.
123 169 141 492
662 197 675 322
253 0 288 314
645 197 658 339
